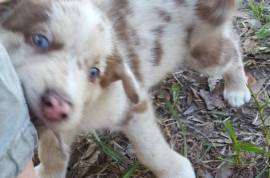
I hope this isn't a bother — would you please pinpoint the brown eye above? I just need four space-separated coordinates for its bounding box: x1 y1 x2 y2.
88 67 100 80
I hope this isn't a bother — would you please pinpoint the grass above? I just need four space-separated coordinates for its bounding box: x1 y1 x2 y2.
93 132 140 177
166 82 189 157
248 0 270 23
223 118 242 166
223 89 270 177
79 81 186 177
92 82 270 177
122 161 140 178
256 24 270 39
248 0 270 39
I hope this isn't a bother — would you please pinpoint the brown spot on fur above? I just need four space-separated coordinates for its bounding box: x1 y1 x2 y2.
191 36 222 68
121 110 133 126
111 0 130 42
185 26 194 47
156 9 171 22
48 42 64 51
2 0 50 34
2 0 64 52
132 100 148 113
130 27 140 46
152 26 164 65
191 36 237 68
196 0 235 26
128 50 142 81
0 0 19 21
110 0 143 81
174 0 185 6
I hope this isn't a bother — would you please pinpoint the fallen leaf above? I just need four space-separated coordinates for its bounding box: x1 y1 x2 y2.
208 75 223 92
243 38 257 53
216 165 234 178
183 105 197 115
199 90 225 110
247 73 266 94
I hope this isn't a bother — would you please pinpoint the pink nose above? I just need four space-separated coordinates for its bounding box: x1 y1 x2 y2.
41 90 72 121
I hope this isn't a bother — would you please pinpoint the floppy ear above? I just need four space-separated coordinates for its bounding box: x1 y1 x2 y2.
100 53 140 104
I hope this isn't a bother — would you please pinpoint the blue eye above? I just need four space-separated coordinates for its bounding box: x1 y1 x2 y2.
89 67 100 79
32 34 49 49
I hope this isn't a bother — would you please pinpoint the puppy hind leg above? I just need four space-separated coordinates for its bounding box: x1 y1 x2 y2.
122 101 195 178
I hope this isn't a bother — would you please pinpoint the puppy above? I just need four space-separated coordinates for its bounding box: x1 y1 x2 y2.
0 0 250 177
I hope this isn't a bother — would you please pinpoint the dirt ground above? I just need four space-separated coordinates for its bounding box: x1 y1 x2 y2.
65 2 270 178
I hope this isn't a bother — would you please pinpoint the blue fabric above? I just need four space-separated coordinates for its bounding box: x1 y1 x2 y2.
0 43 37 178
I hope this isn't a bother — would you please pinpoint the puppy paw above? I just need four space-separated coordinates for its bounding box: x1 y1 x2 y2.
160 156 196 178
223 87 251 107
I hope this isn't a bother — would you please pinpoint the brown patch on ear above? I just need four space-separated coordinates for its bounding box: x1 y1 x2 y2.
2 0 50 34
1 1 65 53
100 52 140 104
100 55 121 87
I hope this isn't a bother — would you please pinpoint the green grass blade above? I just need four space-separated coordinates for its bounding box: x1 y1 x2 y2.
239 142 268 155
248 0 269 23
256 25 270 39
224 118 238 146
122 161 139 178
223 118 241 165
171 83 181 104
95 140 124 163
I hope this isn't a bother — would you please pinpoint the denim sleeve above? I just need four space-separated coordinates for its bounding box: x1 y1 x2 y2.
0 43 38 178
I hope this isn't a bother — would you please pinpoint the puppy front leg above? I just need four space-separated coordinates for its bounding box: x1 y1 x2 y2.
223 42 251 107
35 128 74 178
122 102 195 178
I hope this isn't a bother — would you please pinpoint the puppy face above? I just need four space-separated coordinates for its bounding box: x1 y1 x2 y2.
0 0 138 130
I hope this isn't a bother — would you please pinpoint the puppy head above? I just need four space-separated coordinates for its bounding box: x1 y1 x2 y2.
0 0 139 130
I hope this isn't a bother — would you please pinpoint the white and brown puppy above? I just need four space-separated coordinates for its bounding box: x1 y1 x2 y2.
0 0 250 177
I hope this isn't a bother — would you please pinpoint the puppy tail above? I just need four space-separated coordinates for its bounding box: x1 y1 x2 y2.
196 0 236 26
